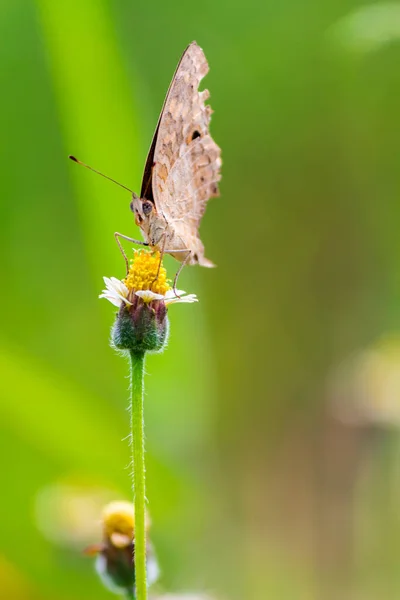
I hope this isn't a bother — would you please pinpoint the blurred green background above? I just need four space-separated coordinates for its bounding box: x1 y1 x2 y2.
2 1 400 599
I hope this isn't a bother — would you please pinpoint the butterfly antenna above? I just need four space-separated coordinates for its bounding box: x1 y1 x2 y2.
69 155 134 194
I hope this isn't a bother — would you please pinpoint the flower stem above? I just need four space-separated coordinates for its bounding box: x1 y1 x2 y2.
130 350 147 600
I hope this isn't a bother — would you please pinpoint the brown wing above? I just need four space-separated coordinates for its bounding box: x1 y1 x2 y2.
150 42 221 237
140 43 194 200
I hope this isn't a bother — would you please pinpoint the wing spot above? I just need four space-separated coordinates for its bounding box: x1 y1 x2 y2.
191 130 201 141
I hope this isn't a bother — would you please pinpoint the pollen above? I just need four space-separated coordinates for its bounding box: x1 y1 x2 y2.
124 250 171 296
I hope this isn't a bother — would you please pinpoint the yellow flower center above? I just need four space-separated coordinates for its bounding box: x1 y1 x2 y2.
102 501 134 539
124 250 171 296
101 501 151 548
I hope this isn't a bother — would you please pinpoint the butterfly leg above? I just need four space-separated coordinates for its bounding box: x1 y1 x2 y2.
150 233 168 290
164 249 192 298
114 232 149 274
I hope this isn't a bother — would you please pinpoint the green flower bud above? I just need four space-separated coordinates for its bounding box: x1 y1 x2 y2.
112 296 169 354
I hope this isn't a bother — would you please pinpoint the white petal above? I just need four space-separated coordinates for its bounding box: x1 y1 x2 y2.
100 276 131 307
135 290 164 303
115 281 130 296
108 277 129 296
102 276 127 295
113 289 132 306
164 289 186 299
99 292 122 308
165 293 198 305
102 277 113 291
119 296 133 307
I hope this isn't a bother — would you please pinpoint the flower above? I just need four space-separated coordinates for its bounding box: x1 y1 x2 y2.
330 335 400 428
100 278 198 307
85 500 159 596
102 501 136 549
99 250 197 354
99 250 198 308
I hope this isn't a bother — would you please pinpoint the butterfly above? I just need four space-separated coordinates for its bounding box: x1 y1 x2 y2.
70 41 221 282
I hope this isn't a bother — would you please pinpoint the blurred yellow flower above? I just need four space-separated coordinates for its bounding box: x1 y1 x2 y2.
102 501 151 549
86 500 159 596
102 501 135 549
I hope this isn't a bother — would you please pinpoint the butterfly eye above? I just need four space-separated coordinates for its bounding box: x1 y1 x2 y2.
142 201 153 216
129 199 135 212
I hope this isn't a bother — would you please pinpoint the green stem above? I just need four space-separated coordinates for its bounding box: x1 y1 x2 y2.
130 350 147 600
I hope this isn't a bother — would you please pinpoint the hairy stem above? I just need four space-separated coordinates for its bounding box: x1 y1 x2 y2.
130 350 147 600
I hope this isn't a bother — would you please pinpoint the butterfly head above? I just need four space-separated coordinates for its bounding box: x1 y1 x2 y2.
130 194 154 229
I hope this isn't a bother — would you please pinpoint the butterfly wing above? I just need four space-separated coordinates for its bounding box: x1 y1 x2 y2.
145 42 221 262
140 43 194 201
